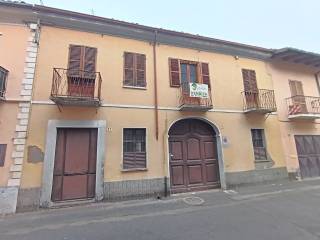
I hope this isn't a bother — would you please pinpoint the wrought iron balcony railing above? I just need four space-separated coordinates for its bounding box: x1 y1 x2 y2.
286 95 320 119
0 66 8 100
242 89 276 113
179 82 213 111
50 68 102 107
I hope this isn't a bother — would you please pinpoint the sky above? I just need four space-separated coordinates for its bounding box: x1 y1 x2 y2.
27 0 319 52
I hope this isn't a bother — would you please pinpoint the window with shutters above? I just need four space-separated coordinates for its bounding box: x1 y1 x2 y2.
0 144 7 167
0 67 8 99
288 80 307 113
250 129 267 161
68 45 97 76
123 52 146 88
289 80 304 97
123 128 146 169
169 59 210 88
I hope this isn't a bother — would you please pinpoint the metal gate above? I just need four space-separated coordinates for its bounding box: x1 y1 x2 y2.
295 135 320 178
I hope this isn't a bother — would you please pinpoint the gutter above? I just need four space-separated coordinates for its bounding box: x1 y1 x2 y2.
153 30 159 140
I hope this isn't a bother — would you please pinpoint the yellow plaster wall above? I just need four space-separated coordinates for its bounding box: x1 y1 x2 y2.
0 24 29 98
0 24 29 186
0 104 19 186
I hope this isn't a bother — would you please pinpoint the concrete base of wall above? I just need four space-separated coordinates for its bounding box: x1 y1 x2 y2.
0 187 18 215
104 178 167 201
14 169 289 212
288 171 300 180
16 187 40 212
225 167 288 187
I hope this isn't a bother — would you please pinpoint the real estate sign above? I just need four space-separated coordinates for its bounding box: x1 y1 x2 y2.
189 83 209 98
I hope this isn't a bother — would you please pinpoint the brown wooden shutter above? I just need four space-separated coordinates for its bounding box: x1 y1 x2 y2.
242 69 258 91
83 47 97 78
200 63 210 87
169 58 180 87
68 45 96 76
135 53 146 87
68 45 82 76
0 144 7 167
124 52 134 86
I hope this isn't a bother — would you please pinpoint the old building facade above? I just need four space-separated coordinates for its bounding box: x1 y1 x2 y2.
0 1 318 214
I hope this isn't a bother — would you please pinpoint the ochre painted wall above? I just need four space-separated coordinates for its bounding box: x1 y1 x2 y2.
20 26 286 189
0 24 29 186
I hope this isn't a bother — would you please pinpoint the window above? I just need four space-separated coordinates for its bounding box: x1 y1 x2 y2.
169 59 210 87
288 80 307 113
68 45 97 77
251 129 267 161
123 128 146 169
123 52 146 88
0 66 8 99
289 80 304 97
242 69 258 92
0 144 7 167
67 45 97 97
180 63 197 84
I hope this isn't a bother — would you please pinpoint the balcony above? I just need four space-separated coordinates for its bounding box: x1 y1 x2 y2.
286 96 320 120
242 89 277 114
50 68 102 107
179 82 213 111
0 66 8 101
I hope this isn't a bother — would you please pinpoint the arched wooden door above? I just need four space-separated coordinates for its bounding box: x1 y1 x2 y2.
169 119 220 193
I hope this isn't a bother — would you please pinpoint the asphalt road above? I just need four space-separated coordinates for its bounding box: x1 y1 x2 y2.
1 180 320 240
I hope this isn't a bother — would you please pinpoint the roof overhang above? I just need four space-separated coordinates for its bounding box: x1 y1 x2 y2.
272 48 320 69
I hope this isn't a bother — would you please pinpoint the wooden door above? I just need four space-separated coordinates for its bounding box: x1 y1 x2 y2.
51 128 97 202
295 135 320 178
242 69 259 108
169 119 220 193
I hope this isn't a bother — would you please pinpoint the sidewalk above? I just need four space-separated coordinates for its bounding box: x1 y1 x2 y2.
1 178 320 240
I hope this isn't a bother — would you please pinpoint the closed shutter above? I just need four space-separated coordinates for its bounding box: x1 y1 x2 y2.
68 45 97 77
289 80 304 96
68 45 82 76
242 69 258 92
289 80 306 112
135 53 146 87
169 58 180 87
124 52 134 86
123 52 146 87
0 144 7 167
83 47 97 78
200 63 210 87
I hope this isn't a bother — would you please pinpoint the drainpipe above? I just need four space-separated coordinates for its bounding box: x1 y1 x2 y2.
153 30 159 140
315 70 320 96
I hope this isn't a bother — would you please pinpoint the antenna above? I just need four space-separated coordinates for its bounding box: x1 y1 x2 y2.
91 8 95 15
